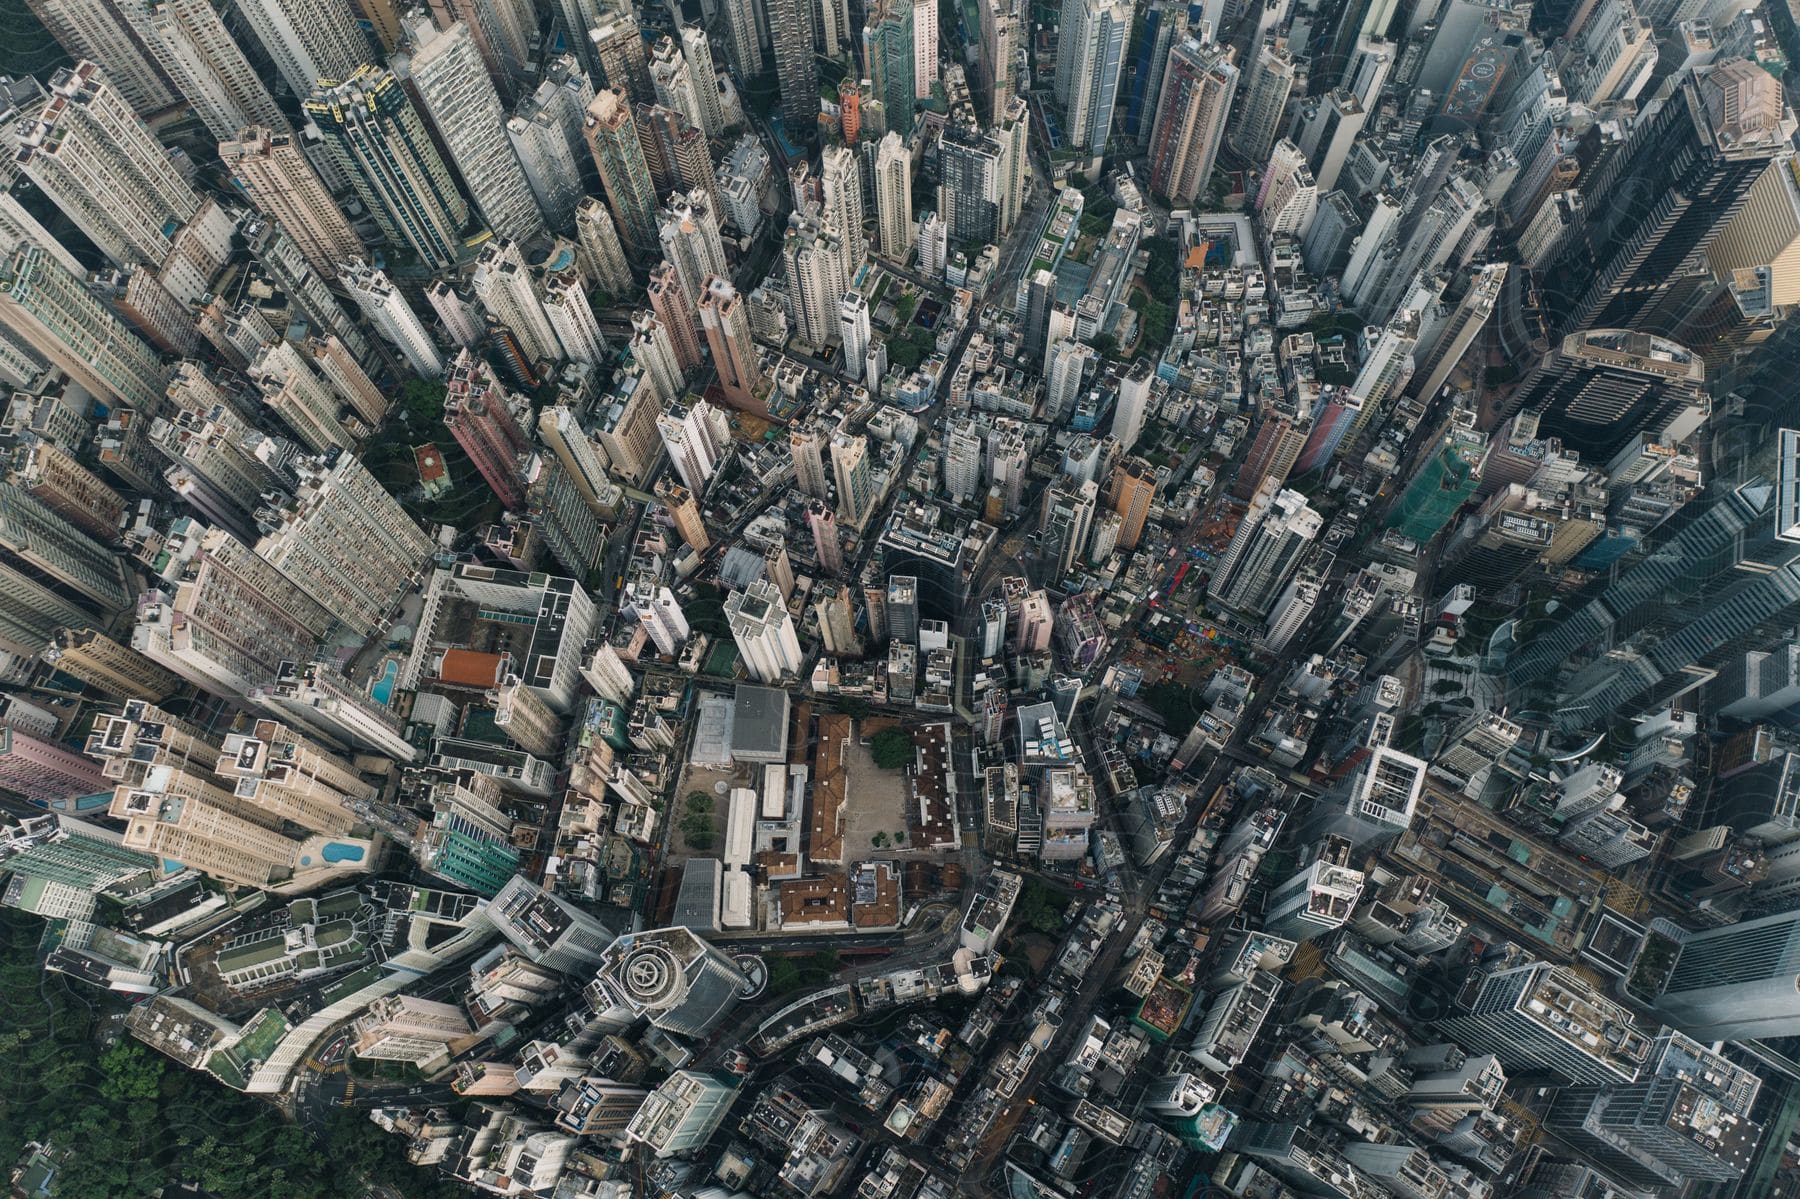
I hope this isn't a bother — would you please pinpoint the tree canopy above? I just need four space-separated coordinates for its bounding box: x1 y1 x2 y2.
870 727 914 769
0 908 462 1199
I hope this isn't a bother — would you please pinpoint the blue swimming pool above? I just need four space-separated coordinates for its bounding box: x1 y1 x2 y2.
371 659 398 705
321 843 365 864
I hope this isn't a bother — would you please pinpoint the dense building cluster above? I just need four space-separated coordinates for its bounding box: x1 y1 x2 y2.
5 0 1800 1196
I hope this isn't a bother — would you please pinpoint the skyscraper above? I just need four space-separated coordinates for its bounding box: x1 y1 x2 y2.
589 11 653 103
791 422 830 499
238 214 372 362
771 0 819 142
584 89 660 260
699 275 766 412
977 0 1016 125
659 193 729 307
1042 480 1098 578
444 349 530 508
1406 262 1507 401
718 0 764 77
1228 38 1294 166
633 102 718 211
650 34 706 134
1504 330 1706 463
655 477 710 552
147 0 287 140
431 0 534 97
402 16 544 243
6 437 122 543
839 291 871 382
1338 312 1419 452
16 62 201 267
874 131 914 261
1208 479 1322 616
306 67 471 269
489 876 617 974
1054 0 1129 153
1310 746 1427 847
214 716 374 834
821 144 867 273
591 927 748 1036
130 518 331 696
352 995 475 1065
340 259 443 376
818 0 850 56
1653 911 1800 1038
1146 37 1238 206
0 552 93 665
656 399 730 495
246 340 355 453
532 405 610 525
647 261 704 374
506 64 593 233
864 0 915 138
220 126 363 280
0 246 168 414
937 107 1020 246
1231 392 1311 502
233 0 372 101
43 626 180 702
428 281 484 348
471 239 562 364
808 501 843 576
1435 962 1652 1086
0 480 130 613
942 419 982 504
1544 1031 1760 1191
1044 339 1092 421
630 310 687 405
254 449 433 639
1110 359 1153 451
1106 457 1157 551
24 0 177 112
625 1072 738 1157
832 431 875 528
542 269 605 365
1255 140 1316 239
725 577 804 682
576 198 636 297
637 586 690 655
913 0 937 98
92 702 373 888
1294 89 1365 195
784 216 852 350
250 660 415 762
813 581 860 655
0 724 101 807
680 26 726 138
1564 58 1794 333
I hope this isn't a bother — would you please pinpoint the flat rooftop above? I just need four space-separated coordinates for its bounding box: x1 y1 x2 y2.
732 684 790 757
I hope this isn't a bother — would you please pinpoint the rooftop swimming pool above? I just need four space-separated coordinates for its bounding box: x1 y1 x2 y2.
371 658 399 705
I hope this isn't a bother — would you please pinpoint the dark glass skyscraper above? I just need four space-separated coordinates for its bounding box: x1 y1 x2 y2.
1505 329 1706 462
1561 57 1793 334
1509 431 1800 730
864 0 915 138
